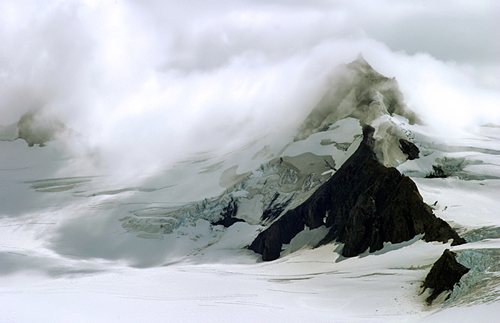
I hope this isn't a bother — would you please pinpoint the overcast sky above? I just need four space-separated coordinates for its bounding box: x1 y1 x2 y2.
1 0 499 178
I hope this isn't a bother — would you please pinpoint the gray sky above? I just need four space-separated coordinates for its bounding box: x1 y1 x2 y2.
1 0 499 177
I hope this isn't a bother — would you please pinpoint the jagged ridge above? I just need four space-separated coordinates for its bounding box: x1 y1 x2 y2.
249 125 466 261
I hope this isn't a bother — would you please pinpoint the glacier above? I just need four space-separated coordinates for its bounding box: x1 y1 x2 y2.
1 57 500 323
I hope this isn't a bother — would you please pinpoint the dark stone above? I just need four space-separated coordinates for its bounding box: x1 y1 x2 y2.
426 165 448 178
261 192 294 222
422 249 469 304
399 139 420 160
212 199 244 228
250 210 305 261
249 125 466 261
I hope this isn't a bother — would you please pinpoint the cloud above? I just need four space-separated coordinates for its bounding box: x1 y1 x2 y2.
365 0 500 65
2 0 499 267
0 0 499 184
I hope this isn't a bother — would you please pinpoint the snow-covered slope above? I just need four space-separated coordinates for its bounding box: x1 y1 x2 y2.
1 57 500 322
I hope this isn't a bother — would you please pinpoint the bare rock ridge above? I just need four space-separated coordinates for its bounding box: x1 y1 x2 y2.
422 249 469 304
249 125 466 261
295 54 420 141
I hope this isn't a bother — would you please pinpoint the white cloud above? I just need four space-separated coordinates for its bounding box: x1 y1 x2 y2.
1 0 499 183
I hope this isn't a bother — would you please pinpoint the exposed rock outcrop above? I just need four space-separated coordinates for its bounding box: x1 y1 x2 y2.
212 199 244 227
426 165 448 178
261 192 294 222
249 126 465 261
422 249 469 304
399 139 420 160
295 54 420 141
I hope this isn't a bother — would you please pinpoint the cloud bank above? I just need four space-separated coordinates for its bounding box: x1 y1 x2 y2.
1 0 499 182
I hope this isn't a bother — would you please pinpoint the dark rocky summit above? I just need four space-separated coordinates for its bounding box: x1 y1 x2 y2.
422 249 469 304
249 125 465 261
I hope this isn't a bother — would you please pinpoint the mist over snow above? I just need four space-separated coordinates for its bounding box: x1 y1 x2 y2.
1 0 499 184
2 2 500 322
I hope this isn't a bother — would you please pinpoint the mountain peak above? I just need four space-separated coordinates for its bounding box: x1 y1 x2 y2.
250 125 466 261
295 56 420 142
349 52 373 70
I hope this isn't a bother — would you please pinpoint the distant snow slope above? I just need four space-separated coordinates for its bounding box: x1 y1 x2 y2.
1 59 500 322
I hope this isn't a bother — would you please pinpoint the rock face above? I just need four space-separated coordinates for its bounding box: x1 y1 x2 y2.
211 199 244 228
249 126 466 261
426 165 448 178
422 249 469 304
295 54 420 141
399 139 420 160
